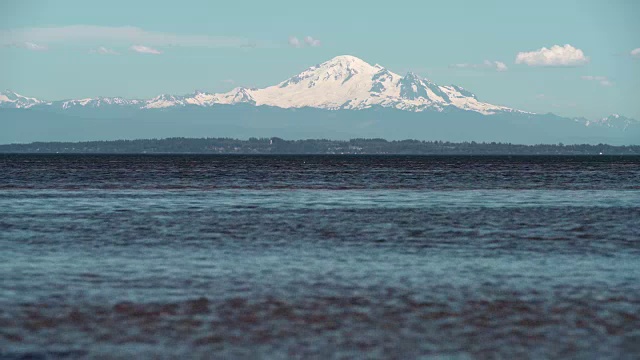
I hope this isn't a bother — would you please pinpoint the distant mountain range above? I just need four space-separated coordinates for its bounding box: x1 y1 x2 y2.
1 55 638 145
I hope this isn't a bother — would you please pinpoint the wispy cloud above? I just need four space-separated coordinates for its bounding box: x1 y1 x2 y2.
11 42 48 51
516 44 589 67
581 75 613 87
304 36 321 47
240 42 257 49
0 25 254 49
89 46 119 55
129 45 162 55
288 36 302 48
451 60 508 72
495 61 508 72
222 79 235 84
289 35 321 48
632 48 640 59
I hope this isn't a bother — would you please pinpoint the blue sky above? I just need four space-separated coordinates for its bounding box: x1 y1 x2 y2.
1 0 639 120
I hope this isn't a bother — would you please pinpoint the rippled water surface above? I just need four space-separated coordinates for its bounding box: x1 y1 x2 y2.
1 155 639 359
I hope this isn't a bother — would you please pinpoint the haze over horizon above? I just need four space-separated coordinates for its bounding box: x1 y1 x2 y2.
1 0 639 122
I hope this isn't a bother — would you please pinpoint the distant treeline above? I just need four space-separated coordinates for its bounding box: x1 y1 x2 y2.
1 137 639 155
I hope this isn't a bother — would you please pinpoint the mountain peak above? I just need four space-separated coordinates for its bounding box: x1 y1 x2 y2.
209 55 517 114
1 89 23 99
404 71 419 79
318 55 378 73
325 55 368 64
0 89 43 108
581 113 638 130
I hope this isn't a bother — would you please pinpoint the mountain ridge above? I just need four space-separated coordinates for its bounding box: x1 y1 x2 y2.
1 55 638 145
2 55 521 115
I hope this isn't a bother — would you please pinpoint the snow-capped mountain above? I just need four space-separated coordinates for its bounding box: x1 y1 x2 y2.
1 55 636 140
142 88 257 109
58 97 142 109
222 55 517 114
0 90 45 108
143 94 187 109
0 55 520 115
584 114 638 130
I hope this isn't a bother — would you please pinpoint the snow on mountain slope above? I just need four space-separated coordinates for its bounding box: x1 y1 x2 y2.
243 55 516 114
58 97 142 109
3 55 515 114
0 56 529 114
141 88 257 109
249 55 401 110
144 94 186 109
584 114 639 130
0 90 45 108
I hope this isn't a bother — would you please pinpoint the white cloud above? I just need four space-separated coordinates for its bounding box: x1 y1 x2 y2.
129 45 162 55
304 36 321 47
0 25 253 48
289 35 321 48
631 48 640 59
451 60 508 72
89 46 119 55
222 79 235 84
515 44 589 66
581 75 613 87
13 42 48 51
494 61 508 72
288 36 301 48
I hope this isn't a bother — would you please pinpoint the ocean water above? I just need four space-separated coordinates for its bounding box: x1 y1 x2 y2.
1 155 639 359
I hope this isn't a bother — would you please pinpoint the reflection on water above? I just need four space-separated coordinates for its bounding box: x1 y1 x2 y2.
1 155 639 358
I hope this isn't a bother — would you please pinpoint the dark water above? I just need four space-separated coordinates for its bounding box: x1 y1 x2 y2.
1 155 639 359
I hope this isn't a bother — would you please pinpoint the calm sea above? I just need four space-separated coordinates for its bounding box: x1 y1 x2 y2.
1 155 639 359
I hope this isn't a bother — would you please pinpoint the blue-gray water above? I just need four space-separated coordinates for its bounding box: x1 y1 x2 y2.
1 155 639 359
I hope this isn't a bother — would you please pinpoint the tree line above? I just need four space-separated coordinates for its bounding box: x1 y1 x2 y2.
1 137 638 155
